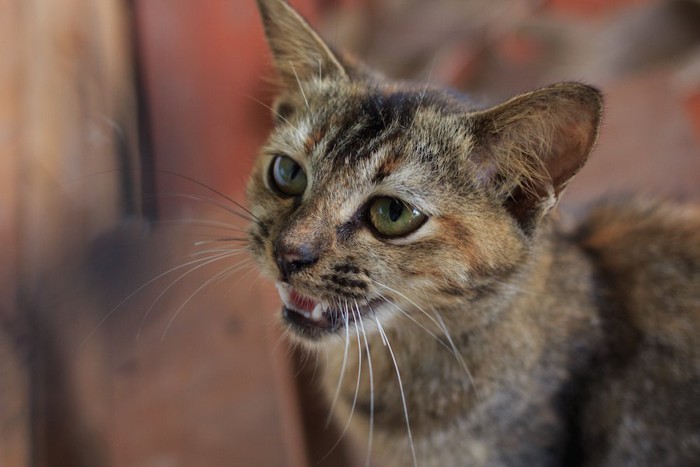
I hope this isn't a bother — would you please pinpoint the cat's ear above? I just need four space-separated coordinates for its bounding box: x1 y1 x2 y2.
470 82 603 233
256 0 347 91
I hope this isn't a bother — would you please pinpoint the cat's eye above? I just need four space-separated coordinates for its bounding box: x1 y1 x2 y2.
368 197 427 238
270 155 307 196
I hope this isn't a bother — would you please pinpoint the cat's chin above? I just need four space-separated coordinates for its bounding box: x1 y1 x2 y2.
275 281 382 341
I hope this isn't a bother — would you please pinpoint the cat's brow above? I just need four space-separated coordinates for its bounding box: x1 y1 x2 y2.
371 153 404 184
324 92 416 165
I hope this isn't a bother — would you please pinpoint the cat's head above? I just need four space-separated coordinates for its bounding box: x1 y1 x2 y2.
248 0 602 344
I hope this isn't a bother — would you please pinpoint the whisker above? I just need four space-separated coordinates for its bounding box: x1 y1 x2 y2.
370 94 388 130
289 60 310 111
136 251 246 340
241 262 264 289
70 168 258 224
319 300 363 464
152 192 258 225
272 324 293 355
375 289 452 352
154 170 261 223
295 346 312 378
155 218 248 233
373 280 444 331
373 280 480 405
419 57 436 103
311 343 322 381
432 308 480 402
79 251 236 349
408 55 436 133
190 247 250 257
193 237 249 247
243 93 306 140
161 258 253 340
357 299 375 467
325 298 351 428
375 315 418 467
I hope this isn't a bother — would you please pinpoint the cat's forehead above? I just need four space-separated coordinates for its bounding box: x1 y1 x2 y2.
269 80 476 201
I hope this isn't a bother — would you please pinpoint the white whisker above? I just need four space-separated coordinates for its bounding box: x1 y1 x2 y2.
161 258 254 340
192 237 249 247
373 279 444 331
136 251 245 340
319 300 362 462
407 55 436 132
357 299 375 467
294 346 311 378
375 289 452 351
326 298 351 428
320 301 363 462
243 93 306 140
289 60 310 111
374 280 480 404
154 218 248 233
433 309 480 402
153 192 256 225
375 316 418 467
79 250 237 349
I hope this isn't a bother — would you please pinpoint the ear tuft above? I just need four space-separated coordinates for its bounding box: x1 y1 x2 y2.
470 82 603 232
256 0 346 92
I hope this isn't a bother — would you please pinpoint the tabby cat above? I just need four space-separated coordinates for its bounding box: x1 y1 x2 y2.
248 0 700 465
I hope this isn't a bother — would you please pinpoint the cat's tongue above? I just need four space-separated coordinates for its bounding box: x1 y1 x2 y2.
289 289 317 313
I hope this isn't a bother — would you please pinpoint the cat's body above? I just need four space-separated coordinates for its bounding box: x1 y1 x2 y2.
325 199 700 466
249 1 700 465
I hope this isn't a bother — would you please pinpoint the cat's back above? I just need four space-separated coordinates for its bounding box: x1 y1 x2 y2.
574 198 700 466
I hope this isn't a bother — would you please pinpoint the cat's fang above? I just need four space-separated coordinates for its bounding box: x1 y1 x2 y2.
275 281 290 301
311 303 325 321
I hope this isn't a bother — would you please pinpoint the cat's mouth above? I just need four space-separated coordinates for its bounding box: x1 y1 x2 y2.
275 282 381 338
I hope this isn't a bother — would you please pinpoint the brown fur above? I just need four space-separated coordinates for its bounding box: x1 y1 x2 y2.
249 1 700 465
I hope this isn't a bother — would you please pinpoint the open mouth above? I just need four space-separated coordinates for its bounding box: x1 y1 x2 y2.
275 282 381 338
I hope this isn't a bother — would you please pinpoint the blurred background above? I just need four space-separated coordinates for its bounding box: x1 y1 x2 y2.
1 0 699 466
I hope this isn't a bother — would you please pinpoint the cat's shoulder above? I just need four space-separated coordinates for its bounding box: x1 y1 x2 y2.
573 195 700 339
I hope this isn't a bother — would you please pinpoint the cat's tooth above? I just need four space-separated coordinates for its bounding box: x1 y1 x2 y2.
311 303 325 321
275 282 291 306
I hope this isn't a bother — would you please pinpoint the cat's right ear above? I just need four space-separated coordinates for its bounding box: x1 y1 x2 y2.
256 0 347 94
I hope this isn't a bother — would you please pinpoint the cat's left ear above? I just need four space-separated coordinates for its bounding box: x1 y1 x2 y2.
257 0 347 91
469 82 603 233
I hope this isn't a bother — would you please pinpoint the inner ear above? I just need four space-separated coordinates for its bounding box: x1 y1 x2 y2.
470 82 603 233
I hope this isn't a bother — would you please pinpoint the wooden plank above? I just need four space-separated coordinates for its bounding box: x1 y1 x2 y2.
0 0 140 465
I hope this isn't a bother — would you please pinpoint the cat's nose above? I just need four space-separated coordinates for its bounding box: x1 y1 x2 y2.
274 242 319 281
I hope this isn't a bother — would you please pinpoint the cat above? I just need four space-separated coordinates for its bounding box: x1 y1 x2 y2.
248 0 700 465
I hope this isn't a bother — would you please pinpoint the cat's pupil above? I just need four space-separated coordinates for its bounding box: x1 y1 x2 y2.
389 200 403 222
290 164 300 180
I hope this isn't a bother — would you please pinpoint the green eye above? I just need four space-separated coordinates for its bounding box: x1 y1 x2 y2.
271 155 307 196
368 197 427 237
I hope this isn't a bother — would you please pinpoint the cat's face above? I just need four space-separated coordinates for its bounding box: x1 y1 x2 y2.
249 0 601 344
247 79 526 342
